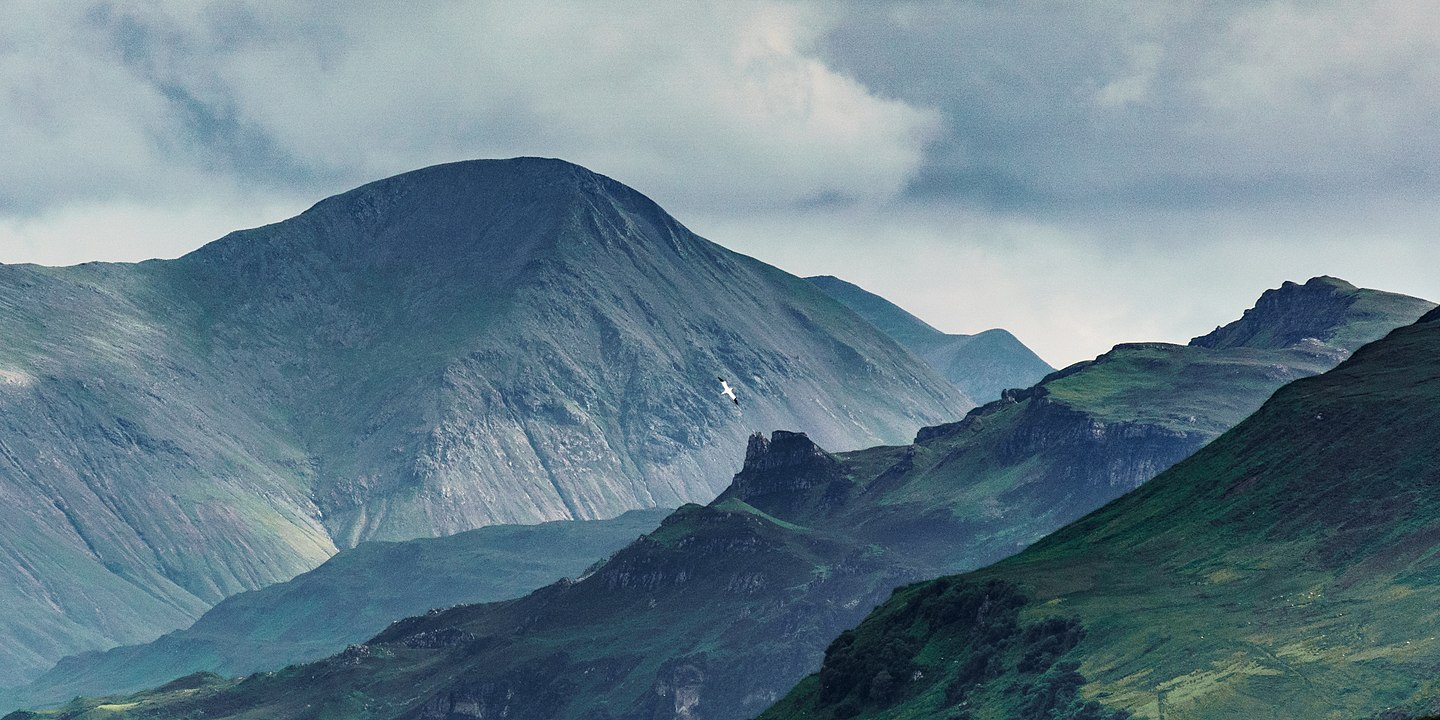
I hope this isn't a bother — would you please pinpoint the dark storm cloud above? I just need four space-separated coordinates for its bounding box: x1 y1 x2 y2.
818 1 1440 216
83 2 337 189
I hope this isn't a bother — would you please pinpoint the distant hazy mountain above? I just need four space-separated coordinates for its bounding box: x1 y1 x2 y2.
0 158 971 685
765 310 1440 720
807 274 1053 402
37 278 1429 720
2 509 667 713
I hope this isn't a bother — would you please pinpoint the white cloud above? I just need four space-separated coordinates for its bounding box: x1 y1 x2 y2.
1 1 939 262
1094 42 1163 109
0 2 197 211
0 192 306 266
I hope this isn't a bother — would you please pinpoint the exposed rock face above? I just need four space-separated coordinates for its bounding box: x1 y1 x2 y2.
0 158 972 686
1190 275 1434 352
649 660 706 720
988 395 1204 505
807 274 1054 402
717 431 846 516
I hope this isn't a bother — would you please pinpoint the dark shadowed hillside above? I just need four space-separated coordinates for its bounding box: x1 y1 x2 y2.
25 279 1429 720
764 309 1440 720
1 509 668 713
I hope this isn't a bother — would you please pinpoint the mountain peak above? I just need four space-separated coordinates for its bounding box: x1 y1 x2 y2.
312 157 640 214
738 431 833 475
717 431 845 517
1285 275 1355 291
181 157 679 275
1189 276 1434 352
804 275 944 348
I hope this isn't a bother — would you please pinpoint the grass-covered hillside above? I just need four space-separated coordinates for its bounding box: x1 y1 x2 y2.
16 281 1430 720
764 309 1440 719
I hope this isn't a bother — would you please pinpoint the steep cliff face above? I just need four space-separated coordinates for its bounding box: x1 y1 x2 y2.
0 158 973 686
714 432 847 519
38 280 1430 720
1190 275 1434 352
924 390 1205 513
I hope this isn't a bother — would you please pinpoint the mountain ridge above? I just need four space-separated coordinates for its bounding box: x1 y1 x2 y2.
1 509 669 713
806 274 1054 402
0 157 975 686
24 277 1432 719
764 302 1440 719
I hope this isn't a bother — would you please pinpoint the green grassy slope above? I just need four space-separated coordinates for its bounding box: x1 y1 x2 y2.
764 309 1440 720
2 509 668 713
19 283 1429 720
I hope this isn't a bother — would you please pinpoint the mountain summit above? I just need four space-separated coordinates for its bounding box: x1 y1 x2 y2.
0 158 974 685
162 158 971 537
1190 275 1432 353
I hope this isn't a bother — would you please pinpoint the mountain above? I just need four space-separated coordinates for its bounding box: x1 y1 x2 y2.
0 158 973 686
763 310 1440 719
24 279 1430 720
1190 274 1423 352
0 508 668 713
807 275 1053 402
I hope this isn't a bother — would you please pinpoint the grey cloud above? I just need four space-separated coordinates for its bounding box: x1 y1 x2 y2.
1 2 939 220
818 1 1440 215
3 1 1437 364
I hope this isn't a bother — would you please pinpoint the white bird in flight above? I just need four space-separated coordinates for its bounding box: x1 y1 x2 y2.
718 377 739 405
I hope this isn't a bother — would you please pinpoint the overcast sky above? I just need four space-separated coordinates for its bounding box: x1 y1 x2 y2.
3 1 1438 366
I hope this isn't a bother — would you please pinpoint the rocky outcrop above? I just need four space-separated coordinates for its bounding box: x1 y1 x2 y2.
648 658 706 720
715 432 847 518
1190 276 1434 352
993 396 1205 508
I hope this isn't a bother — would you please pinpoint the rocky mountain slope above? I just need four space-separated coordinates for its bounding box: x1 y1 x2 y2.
0 509 667 714
24 279 1430 720
764 310 1440 719
0 158 974 686
1190 275 1419 352
807 275 1054 402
